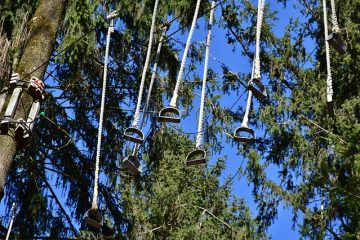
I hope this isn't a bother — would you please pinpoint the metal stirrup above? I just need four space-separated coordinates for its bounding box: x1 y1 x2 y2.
248 77 267 101
84 208 103 230
122 154 141 175
158 107 181 123
123 127 144 144
186 148 206 166
233 126 256 143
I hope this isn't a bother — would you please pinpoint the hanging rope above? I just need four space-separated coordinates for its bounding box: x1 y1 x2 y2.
330 0 340 33
241 62 254 127
169 0 202 108
133 26 168 155
132 0 160 128
323 0 333 105
5 203 16 240
254 0 265 79
241 0 265 127
195 0 215 149
140 26 167 131
92 20 113 210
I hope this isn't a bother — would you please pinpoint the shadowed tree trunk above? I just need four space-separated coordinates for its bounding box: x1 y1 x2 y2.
0 0 67 200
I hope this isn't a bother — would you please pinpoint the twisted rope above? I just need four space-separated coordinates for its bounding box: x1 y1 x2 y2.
133 26 168 155
92 21 113 209
132 0 160 127
330 0 340 33
195 0 215 149
323 0 333 104
241 62 254 127
5 203 16 240
169 0 202 108
254 0 265 79
242 0 265 127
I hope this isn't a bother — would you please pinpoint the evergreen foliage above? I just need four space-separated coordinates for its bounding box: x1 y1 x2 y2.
0 0 359 239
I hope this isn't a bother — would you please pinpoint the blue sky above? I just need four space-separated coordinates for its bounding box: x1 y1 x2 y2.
0 1 318 239
165 1 316 239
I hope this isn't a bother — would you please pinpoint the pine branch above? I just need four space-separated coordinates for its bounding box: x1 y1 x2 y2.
192 205 232 231
40 173 77 236
325 226 341 240
299 115 346 144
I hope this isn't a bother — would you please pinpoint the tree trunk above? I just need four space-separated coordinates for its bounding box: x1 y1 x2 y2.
0 0 67 200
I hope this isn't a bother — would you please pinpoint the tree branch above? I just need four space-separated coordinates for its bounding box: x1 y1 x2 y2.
40 174 77 236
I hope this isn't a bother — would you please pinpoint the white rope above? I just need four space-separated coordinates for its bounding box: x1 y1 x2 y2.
92 21 113 209
132 0 160 127
254 0 265 79
195 0 215 149
140 27 167 130
133 26 167 155
330 0 340 33
242 0 265 127
169 0 202 108
241 62 255 127
323 0 333 104
5 203 16 240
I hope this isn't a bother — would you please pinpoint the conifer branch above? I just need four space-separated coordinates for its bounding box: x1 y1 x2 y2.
40 174 77 236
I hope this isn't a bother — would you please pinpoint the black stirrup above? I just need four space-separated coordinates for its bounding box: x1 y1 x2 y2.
233 126 255 143
328 32 346 55
327 100 335 117
186 149 206 166
124 127 144 144
123 155 141 175
84 208 103 230
248 78 267 101
158 107 181 123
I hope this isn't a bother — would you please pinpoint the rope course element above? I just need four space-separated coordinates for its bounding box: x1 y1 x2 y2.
330 0 339 33
16 0 226 95
233 0 265 144
84 15 115 231
167 88 246 136
322 0 335 117
123 25 168 176
124 0 160 145
327 0 346 54
5 203 16 240
0 72 44 147
7 2 356 236
158 0 202 123
186 0 216 166
247 0 267 102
